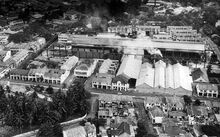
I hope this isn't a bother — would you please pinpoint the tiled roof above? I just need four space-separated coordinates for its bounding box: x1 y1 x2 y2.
150 107 164 117
110 122 131 136
44 69 65 79
197 83 218 91
75 59 95 71
112 74 129 84
92 73 113 84
10 69 29 76
192 68 209 82
116 55 142 80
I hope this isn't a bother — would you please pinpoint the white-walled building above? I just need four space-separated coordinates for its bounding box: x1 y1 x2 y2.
108 25 161 34
99 59 118 74
149 107 164 124
0 34 9 45
0 67 10 79
0 50 11 62
195 83 218 98
6 49 30 68
92 73 113 90
74 59 98 78
61 56 79 71
43 69 67 84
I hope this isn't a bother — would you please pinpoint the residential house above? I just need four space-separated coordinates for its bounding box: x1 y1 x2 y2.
0 50 11 62
195 83 219 98
92 73 113 90
84 122 97 137
64 10 78 20
0 67 10 79
98 109 113 119
161 118 188 137
191 68 209 83
108 122 135 137
166 96 185 111
74 59 98 78
149 107 164 124
144 96 167 110
0 34 9 45
187 105 208 125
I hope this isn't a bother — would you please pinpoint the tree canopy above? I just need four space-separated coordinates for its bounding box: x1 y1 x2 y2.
0 82 91 135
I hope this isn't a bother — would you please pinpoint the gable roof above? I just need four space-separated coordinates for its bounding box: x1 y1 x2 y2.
10 69 29 76
150 107 164 117
92 73 113 84
110 122 131 136
136 62 154 87
116 55 142 80
112 74 129 84
197 83 218 91
192 68 209 82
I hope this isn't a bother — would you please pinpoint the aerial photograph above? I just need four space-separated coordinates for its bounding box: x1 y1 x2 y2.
0 0 220 137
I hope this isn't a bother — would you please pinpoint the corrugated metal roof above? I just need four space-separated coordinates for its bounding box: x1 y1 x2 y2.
136 62 154 87
154 60 166 88
117 55 142 79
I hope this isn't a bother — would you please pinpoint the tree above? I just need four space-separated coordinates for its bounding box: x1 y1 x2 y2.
194 99 201 106
203 7 218 26
183 95 192 106
51 90 67 120
0 85 4 97
65 82 91 116
8 32 32 43
46 85 54 94
136 120 148 137
201 125 220 136
34 85 44 93
37 123 63 137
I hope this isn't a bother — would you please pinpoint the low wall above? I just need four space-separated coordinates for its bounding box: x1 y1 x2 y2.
13 114 87 137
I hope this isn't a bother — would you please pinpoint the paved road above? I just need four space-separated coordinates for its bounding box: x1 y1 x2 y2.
205 37 220 61
133 98 155 135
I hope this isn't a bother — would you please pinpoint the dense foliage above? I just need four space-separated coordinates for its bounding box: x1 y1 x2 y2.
37 123 63 137
0 82 91 133
8 22 53 43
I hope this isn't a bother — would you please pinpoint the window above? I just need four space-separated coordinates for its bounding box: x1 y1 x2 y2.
213 94 217 98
